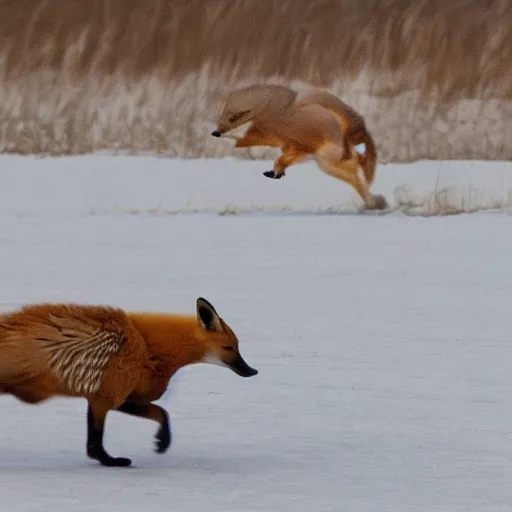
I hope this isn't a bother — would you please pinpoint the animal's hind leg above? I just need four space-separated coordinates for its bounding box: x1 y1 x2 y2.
315 144 387 210
116 401 171 454
87 400 132 467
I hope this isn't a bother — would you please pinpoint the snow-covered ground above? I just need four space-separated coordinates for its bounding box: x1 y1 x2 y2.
0 154 511 217
1 155 512 511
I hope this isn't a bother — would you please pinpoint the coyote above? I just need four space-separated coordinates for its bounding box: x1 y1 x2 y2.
212 84 387 210
0 298 257 467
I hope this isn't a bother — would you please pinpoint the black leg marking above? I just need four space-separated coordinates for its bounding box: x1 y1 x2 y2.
263 170 285 179
86 405 132 467
116 402 172 454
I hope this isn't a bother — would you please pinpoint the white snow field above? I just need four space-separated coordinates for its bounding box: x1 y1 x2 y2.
0 155 512 512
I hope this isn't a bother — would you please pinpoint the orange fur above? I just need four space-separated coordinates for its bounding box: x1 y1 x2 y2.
125 312 246 402
294 89 378 186
0 298 257 467
212 84 386 210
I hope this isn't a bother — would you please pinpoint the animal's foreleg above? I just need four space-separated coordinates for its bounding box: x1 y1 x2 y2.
116 401 171 454
235 126 282 149
263 149 309 179
86 401 132 467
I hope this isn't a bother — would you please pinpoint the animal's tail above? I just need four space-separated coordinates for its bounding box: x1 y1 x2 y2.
357 129 377 186
340 123 377 186
0 342 36 387
0 357 23 384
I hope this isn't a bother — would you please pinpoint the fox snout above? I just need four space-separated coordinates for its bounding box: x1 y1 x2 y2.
211 120 229 137
211 108 253 139
211 122 231 137
228 354 258 378
202 349 258 378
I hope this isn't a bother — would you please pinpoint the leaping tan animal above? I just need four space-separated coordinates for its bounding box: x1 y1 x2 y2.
211 84 387 210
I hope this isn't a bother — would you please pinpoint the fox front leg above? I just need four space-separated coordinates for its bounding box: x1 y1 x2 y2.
116 401 172 454
264 149 309 179
263 157 287 179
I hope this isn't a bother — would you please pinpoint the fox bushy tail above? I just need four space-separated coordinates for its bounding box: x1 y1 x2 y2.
358 129 377 186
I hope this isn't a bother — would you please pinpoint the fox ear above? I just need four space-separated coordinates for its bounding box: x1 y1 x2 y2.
196 297 224 332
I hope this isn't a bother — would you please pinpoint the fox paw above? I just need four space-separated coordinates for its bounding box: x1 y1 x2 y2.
154 423 172 454
372 194 388 210
263 170 285 179
365 194 388 211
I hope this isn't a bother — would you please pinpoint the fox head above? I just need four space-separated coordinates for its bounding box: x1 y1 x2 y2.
196 297 258 378
211 84 297 138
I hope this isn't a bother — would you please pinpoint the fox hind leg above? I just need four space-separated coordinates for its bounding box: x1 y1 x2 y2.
87 401 132 467
315 143 387 210
116 401 171 454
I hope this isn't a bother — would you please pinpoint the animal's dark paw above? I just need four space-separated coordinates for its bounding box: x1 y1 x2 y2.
100 456 132 467
365 194 388 211
87 444 132 467
263 170 285 179
154 425 172 454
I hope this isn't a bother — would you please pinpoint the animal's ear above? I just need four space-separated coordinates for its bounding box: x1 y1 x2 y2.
196 297 224 332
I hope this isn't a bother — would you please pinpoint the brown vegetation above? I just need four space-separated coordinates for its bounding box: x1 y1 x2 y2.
0 0 510 160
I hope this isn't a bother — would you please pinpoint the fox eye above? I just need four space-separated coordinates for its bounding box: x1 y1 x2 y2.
229 110 249 123
222 346 234 351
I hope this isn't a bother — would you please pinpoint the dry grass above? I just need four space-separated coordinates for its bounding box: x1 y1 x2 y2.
392 183 512 216
0 0 510 159
87 182 512 218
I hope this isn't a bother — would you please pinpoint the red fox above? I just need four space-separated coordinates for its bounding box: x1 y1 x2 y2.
211 84 387 210
0 297 257 467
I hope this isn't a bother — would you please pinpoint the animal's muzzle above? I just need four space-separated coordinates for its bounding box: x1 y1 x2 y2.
229 355 258 378
211 131 221 137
